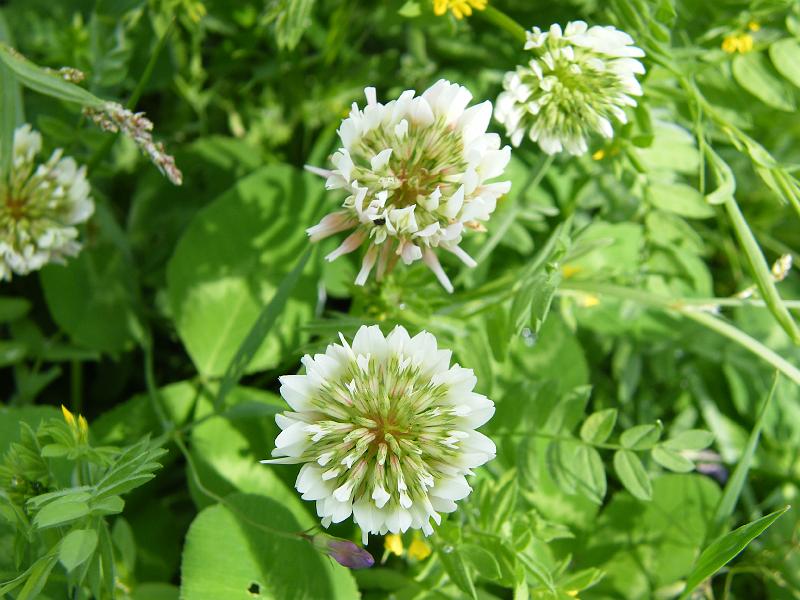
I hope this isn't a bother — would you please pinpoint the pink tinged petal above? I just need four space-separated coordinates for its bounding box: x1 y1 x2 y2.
306 211 354 242
304 164 332 179
325 229 366 262
355 245 379 286
422 248 454 293
444 244 477 268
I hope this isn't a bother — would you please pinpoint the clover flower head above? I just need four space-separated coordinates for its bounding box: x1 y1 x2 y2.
0 125 94 281
495 21 645 155
263 325 496 542
306 79 512 292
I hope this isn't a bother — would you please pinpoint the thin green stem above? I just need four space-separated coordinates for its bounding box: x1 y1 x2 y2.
462 154 554 280
561 280 800 385
173 433 300 541
479 6 526 44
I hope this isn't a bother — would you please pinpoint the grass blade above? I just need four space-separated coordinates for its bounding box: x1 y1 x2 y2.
679 506 789 599
214 245 315 411
708 373 779 541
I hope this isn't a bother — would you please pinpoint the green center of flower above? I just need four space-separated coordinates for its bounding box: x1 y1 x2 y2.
352 117 467 216
307 354 460 506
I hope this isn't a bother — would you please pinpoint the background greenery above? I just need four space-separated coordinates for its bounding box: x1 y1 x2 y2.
1 0 799 598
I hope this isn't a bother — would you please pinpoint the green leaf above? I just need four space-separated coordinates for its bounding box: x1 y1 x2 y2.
710 375 778 539
15 554 58 600
680 507 789 599
273 0 316 50
438 546 477 599
647 183 715 219
651 446 695 473
181 493 357 600
704 147 736 205
0 296 30 322
40 205 142 353
620 423 662 450
584 474 720 598
613 450 652 501
0 15 24 179
580 409 618 444
769 38 800 88
59 528 99 572
663 429 714 451
215 246 314 411
34 499 90 529
0 44 104 107
167 165 321 378
732 51 795 112
461 543 502 581
573 444 607 504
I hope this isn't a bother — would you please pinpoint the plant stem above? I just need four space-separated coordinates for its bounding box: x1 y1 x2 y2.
479 6 526 44
173 433 300 542
561 280 800 385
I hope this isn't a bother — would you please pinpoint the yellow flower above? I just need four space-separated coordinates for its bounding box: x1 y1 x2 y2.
721 32 754 54
562 265 581 279
433 0 487 19
591 149 605 161
384 534 404 557
747 21 760 32
61 405 76 427
407 538 432 560
579 294 601 308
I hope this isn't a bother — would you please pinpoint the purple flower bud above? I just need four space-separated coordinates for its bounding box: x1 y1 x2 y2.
308 534 375 569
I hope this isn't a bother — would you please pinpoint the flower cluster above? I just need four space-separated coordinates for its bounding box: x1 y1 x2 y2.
495 21 645 155
84 102 183 186
432 0 486 19
306 79 511 292
0 125 94 281
263 325 496 542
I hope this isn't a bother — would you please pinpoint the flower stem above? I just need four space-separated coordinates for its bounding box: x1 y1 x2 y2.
479 6 526 44
173 433 301 541
561 280 800 385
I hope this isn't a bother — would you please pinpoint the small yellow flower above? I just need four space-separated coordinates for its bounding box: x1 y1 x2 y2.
433 0 487 19
591 149 605 161
407 538 432 560
562 265 581 279
61 405 76 427
78 415 89 438
747 21 760 32
579 294 601 308
384 534 404 557
721 32 754 54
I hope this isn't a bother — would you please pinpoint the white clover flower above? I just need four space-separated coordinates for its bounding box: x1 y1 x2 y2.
262 324 496 542
495 21 645 155
0 125 94 281
306 79 512 292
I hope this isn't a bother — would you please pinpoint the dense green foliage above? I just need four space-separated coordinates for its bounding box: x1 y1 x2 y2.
1 0 799 598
